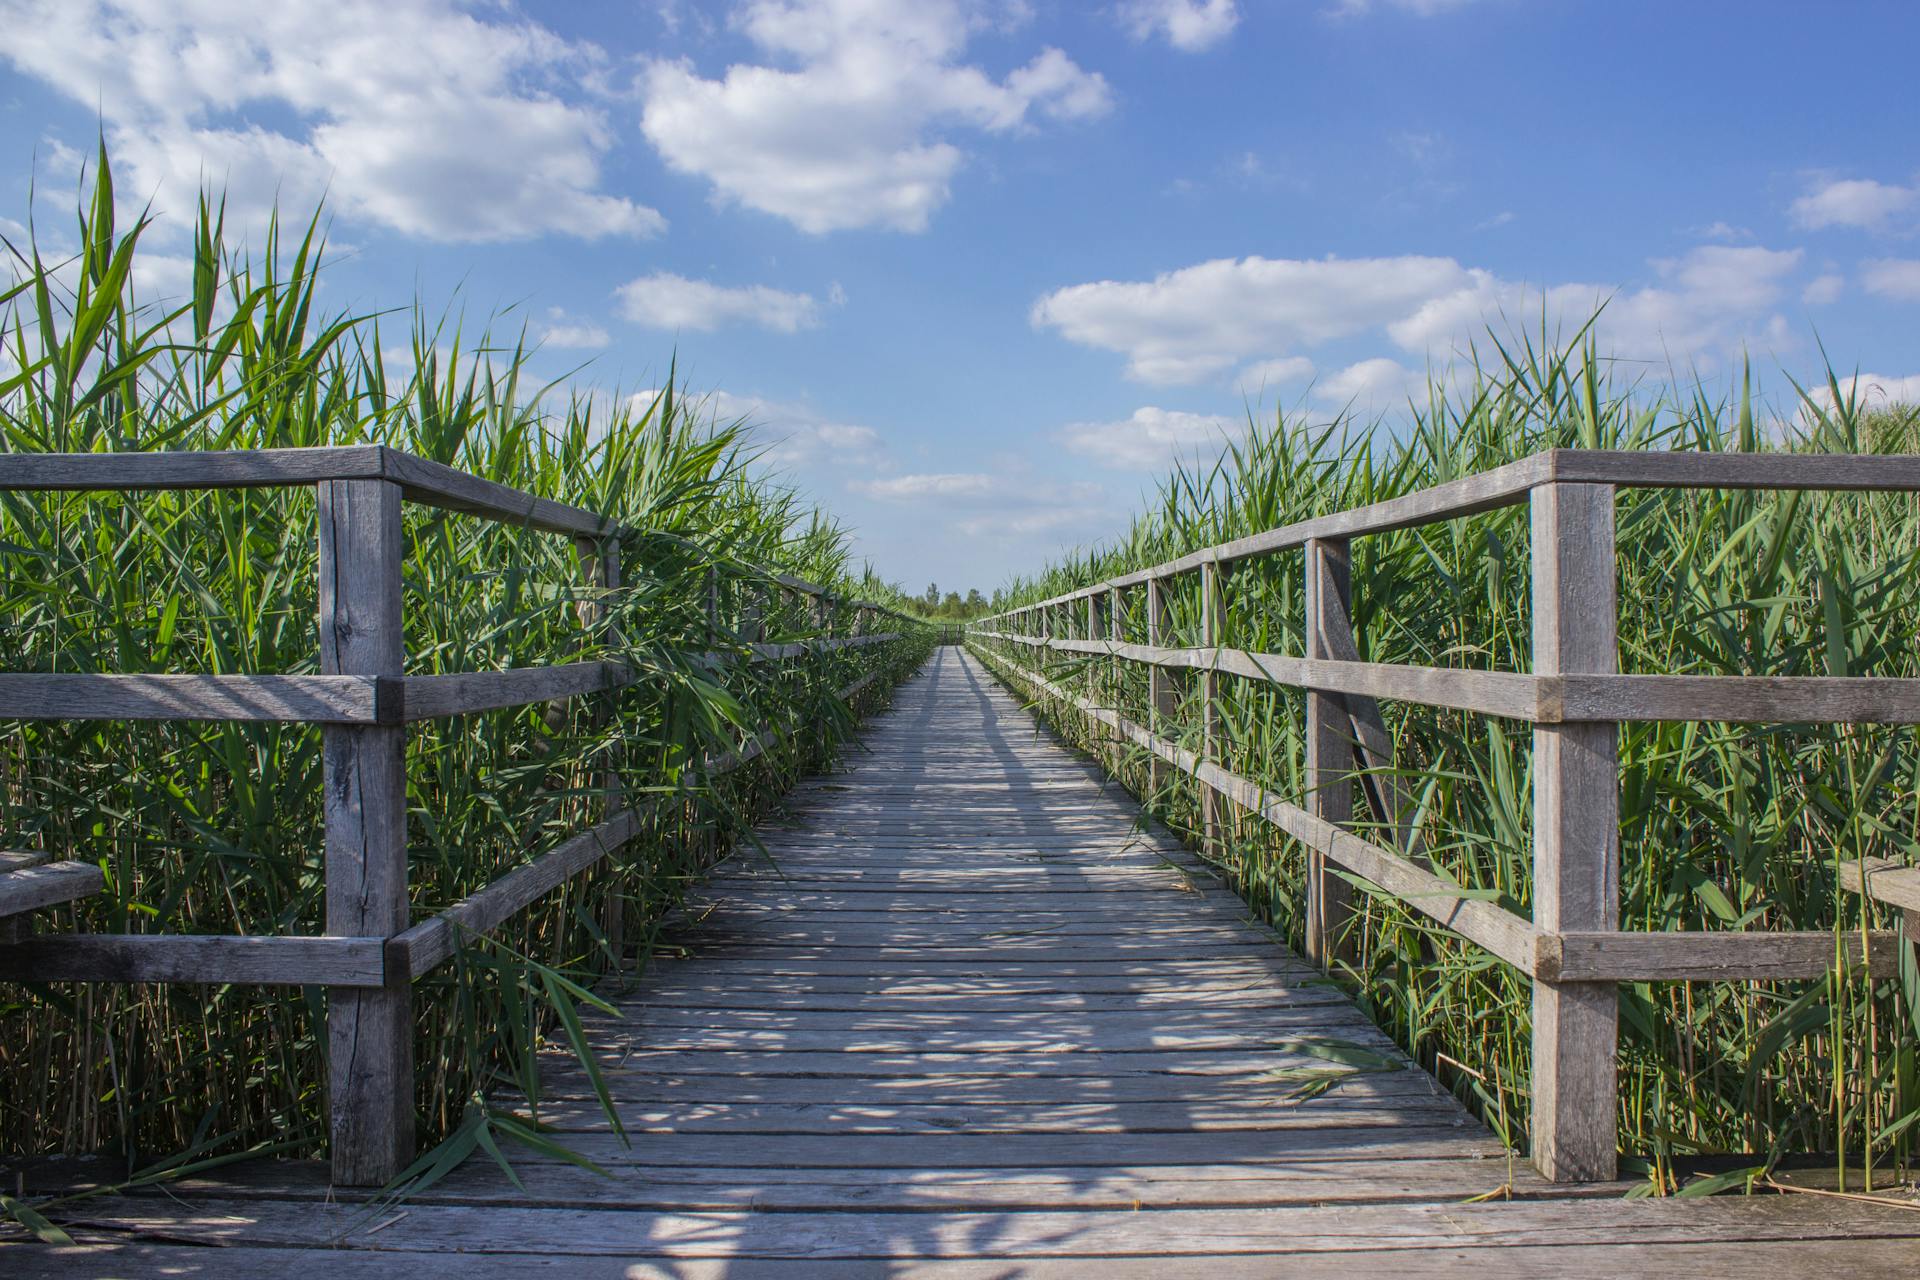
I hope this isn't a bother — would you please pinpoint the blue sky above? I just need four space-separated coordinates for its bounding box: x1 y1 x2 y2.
3 1 1918 592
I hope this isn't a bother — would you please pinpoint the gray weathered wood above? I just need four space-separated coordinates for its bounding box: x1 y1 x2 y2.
1303 536 1355 967
1837 855 1920 929
0 933 387 985
318 477 414 1187
0 444 393 493
394 809 642 978
0 672 385 722
0 850 50 872
579 536 626 966
401 661 626 720
975 448 1920 627
1537 929 1901 981
1145 575 1176 800
1529 481 1620 1184
47 1192 1920 1260
978 646 1538 972
0 860 104 917
1199 561 1224 855
38 646 1920 1269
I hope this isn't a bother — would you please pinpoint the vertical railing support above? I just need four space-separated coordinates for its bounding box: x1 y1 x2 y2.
1200 560 1224 857
1530 481 1620 1183
319 478 413 1187
1145 575 1174 804
1110 587 1125 783
577 534 623 969
1304 537 1356 969
1087 591 1106 767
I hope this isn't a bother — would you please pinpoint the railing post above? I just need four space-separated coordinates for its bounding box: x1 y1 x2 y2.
1200 560 1224 857
1304 537 1356 969
1110 587 1125 781
1086 591 1106 765
1145 575 1174 802
319 478 413 1187
577 534 623 969
1530 481 1620 1183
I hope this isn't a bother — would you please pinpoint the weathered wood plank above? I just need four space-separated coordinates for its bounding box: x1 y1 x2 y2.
0 933 386 985
393 808 641 978
1537 928 1902 980
1837 854 1920 913
0 860 103 917
49 1194 1920 1258
400 661 625 719
0 672 383 722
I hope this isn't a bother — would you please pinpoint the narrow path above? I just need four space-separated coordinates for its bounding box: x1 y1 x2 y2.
21 647 1920 1275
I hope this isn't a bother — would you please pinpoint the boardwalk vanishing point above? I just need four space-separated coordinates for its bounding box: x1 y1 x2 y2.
13 647 1920 1276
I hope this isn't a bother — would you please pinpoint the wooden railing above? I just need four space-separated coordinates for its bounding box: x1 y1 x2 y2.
969 448 1920 1184
0 445 920 1185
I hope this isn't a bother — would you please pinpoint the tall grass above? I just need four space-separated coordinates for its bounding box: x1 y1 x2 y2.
0 148 932 1178
977 338 1920 1189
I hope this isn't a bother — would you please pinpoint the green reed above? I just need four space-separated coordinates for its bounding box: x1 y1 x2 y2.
0 147 934 1179
977 336 1920 1191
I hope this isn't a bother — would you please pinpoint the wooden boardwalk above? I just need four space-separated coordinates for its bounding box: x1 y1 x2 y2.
14 646 1920 1275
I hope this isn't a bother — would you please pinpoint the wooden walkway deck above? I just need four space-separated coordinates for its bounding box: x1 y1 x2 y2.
13 647 1920 1275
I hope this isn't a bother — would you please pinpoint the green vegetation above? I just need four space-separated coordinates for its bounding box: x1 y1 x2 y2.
0 149 932 1179
974 336 1920 1190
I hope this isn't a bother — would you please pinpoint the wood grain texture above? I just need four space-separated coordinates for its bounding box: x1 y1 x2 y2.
977 447 1920 625
26 646 1919 1268
318 477 415 1187
0 860 104 916
0 672 384 722
1537 928 1902 981
974 644 1537 972
1837 855 1920 913
0 933 386 985
1528 481 1620 1184
1303 536 1355 968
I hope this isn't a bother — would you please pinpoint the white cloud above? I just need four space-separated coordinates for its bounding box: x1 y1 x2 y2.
666 389 883 468
1803 273 1844 306
851 469 1114 544
1315 357 1423 410
1120 0 1239 51
853 472 996 501
1033 254 1470 384
616 273 821 332
1034 244 1807 387
1790 176 1918 232
638 0 1111 234
1801 373 1920 426
540 308 612 350
1060 406 1239 469
1235 356 1316 395
1841 373 1920 406
1862 258 1920 303
0 0 663 244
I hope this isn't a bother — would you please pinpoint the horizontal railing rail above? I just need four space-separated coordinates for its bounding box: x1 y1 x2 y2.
968 447 1920 1185
0 445 921 1185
